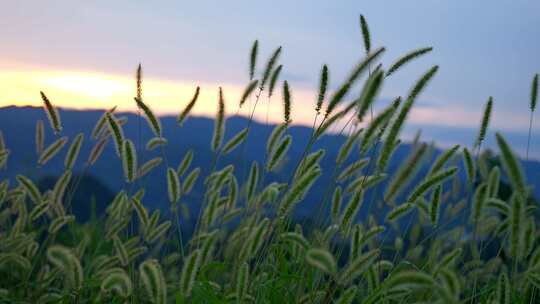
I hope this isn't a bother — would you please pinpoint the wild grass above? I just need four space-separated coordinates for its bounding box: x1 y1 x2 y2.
0 14 539 304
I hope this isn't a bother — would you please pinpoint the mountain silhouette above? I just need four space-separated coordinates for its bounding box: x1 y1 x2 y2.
1 106 539 229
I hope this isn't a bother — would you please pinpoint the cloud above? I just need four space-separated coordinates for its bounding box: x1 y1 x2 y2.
0 67 319 127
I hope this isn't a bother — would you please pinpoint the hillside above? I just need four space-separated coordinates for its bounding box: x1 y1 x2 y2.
1 105 539 226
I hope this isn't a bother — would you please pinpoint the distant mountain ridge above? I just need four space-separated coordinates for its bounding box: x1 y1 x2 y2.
1 106 539 225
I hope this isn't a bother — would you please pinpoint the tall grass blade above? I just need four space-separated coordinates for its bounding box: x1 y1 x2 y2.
474 96 493 149
16 175 41 205
239 80 259 108
64 133 84 169
167 167 181 204
266 135 291 172
46 245 83 290
339 249 379 284
407 167 457 203
305 248 337 276
38 137 68 165
87 137 108 165
249 40 258 80
260 46 282 89
340 190 364 233
177 87 201 126
121 139 137 183
428 144 460 176
384 143 427 202
135 97 162 137
212 88 226 152
268 64 283 98
527 73 538 160
222 128 249 155
378 66 439 171
356 69 384 122
316 64 329 114
496 272 510 304
359 101 398 154
359 15 371 54
179 249 201 297
282 80 292 125
496 132 527 198
325 47 385 118
278 165 321 217
177 150 194 177
35 120 44 155
106 112 125 156
40 91 62 134
138 157 163 179
386 47 433 77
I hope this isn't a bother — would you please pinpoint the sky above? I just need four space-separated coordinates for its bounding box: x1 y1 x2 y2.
0 1 539 155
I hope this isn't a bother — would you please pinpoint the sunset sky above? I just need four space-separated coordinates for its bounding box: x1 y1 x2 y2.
1 1 539 154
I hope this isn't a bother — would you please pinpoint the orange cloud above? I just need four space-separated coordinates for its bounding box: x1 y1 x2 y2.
0 68 320 126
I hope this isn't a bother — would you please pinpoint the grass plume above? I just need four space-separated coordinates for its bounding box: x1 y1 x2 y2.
40 91 62 134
